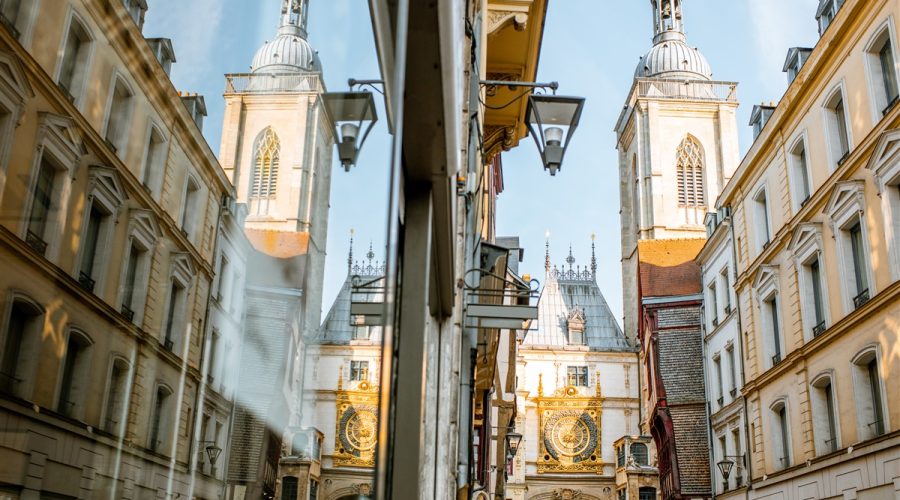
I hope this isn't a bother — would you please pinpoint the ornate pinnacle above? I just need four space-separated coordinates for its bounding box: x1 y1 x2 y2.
367 242 375 263
545 231 551 273
348 229 355 274
566 245 575 271
590 233 597 278
538 373 544 397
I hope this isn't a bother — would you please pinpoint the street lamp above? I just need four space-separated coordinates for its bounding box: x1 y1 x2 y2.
717 455 744 481
205 443 223 466
505 431 523 459
321 90 379 171
525 94 585 176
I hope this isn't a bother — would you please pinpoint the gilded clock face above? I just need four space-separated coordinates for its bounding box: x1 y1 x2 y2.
543 410 599 463
339 404 378 455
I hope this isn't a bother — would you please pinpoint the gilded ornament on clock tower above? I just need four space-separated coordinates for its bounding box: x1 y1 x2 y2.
535 383 604 473
333 379 379 467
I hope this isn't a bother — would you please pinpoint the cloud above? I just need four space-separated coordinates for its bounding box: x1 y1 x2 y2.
747 0 819 95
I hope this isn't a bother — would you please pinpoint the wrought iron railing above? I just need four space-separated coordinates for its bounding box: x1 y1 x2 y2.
772 353 782 365
853 289 870 309
224 73 323 94
121 304 135 322
633 78 738 102
164 338 174 351
25 230 47 256
812 321 827 338
78 272 96 293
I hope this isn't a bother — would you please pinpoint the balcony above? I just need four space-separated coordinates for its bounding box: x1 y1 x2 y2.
812 321 827 338
730 388 737 398
633 79 738 103
224 73 323 95
711 317 719 328
724 304 732 315
78 272 96 293
853 289 870 309
772 353 782 366
25 231 47 256
164 338 174 351
717 396 724 407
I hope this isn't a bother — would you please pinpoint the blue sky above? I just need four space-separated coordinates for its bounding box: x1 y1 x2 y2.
144 0 819 326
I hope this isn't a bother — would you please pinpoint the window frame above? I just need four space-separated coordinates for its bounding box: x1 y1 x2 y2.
75 166 126 297
850 346 889 441
768 398 792 470
139 120 169 195
809 371 841 455
751 184 772 253
161 253 195 354
54 327 93 421
21 114 84 262
789 223 831 341
866 128 900 282
825 181 875 313
0 292 43 400
180 174 202 239
101 355 132 435
753 266 783 369
863 18 900 120
102 72 136 156
54 8 95 108
0 50 34 205
117 210 159 326
566 365 589 387
148 382 174 455
822 82 853 168
787 133 813 212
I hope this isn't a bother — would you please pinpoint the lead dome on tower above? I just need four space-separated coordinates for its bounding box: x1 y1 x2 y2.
251 0 320 74
635 32 712 80
635 0 713 81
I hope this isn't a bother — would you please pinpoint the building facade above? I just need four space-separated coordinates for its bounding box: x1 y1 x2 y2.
507 243 656 500
710 0 900 498
0 1 236 499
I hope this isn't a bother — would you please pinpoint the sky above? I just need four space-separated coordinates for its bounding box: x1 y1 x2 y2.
143 0 820 327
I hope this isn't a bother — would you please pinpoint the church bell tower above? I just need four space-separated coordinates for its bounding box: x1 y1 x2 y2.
615 0 740 341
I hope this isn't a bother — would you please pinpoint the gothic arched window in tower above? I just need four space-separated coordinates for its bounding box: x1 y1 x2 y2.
676 135 706 207
250 128 280 214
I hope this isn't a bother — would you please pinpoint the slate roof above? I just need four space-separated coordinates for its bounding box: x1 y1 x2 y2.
315 262 384 345
523 248 629 351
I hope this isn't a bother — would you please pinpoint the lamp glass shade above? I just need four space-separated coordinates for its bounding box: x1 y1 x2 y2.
525 94 585 176
506 431 523 458
321 91 379 170
716 459 734 480
206 445 223 465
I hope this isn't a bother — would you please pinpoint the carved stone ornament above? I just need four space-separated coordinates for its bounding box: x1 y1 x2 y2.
536 385 604 474
333 380 379 467
555 488 583 500
488 9 529 35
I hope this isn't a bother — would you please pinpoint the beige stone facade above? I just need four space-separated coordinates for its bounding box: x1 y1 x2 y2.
0 1 235 499
709 0 900 498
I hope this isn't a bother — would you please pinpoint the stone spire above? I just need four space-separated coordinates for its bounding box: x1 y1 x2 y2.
348 229 355 274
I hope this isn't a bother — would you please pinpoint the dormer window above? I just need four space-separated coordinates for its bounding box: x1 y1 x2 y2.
146 38 176 76
783 47 813 84
180 94 207 132
816 0 845 36
122 0 147 30
750 104 776 140
566 308 586 346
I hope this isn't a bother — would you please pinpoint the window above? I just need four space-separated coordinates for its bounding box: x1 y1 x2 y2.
308 480 318 500
120 244 142 321
766 296 782 366
77 204 110 293
104 76 134 153
632 154 641 231
783 47 813 84
866 25 899 116
0 0 21 36
639 487 656 500
351 326 369 341
731 429 743 484
753 188 771 250
163 282 185 351
26 156 56 256
181 176 200 237
146 38 176 76
790 138 812 208
0 297 42 398
809 258 827 335
750 105 775 140
810 374 839 455
250 128 280 215
708 281 719 327
726 346 737 395
119 212 158 325
617 445 625 467
713 355 724 405
57 330 92 419
103 358 130 434
847 221 870 308
350 360 369 382
57 14 92 103
149 385 173 454
721 268 732 314
817 0 845 35
824 88 851 166
771 400 791 470
281 477 298 500
675 135 705 207
207 330 220 385
852 349 887 440
141 125 166 192
122 0 147 29
631 442 649 466
567 366 588 387
215 255 229 303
